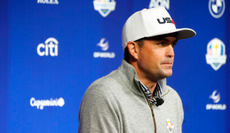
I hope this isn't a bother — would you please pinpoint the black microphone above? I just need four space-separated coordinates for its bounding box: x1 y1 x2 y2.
155 98 164 107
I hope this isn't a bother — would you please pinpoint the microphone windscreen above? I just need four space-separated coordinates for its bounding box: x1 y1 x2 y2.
156 98 164 107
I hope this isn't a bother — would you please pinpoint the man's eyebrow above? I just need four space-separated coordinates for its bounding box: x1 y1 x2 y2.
157 38 169 41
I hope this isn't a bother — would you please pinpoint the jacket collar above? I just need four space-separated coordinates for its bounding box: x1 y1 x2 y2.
118 59 169 97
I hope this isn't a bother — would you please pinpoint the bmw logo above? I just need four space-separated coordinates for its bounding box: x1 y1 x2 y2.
209 0 225 18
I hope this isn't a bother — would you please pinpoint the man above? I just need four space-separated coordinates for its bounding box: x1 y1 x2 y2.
78 7 196 133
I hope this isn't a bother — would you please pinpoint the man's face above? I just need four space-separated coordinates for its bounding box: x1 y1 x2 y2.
136 34 178 82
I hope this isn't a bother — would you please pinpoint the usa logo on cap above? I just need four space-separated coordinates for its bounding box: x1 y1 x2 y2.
166 119 174 131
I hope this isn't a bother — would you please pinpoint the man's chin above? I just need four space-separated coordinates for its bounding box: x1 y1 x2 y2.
153 71 172 81
162 70 173 78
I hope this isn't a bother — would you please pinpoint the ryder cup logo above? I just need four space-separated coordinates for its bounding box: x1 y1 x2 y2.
209 0 225 18
37 37 58 57
93 38 115 58
206 90 226 110
93 0 116 17
149 0 170 10
166 119 173 131
205 38 226 71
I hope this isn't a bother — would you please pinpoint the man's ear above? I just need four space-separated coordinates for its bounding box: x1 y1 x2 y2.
127 41 139 60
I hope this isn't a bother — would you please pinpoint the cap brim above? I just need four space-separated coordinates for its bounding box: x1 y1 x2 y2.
146 28 196 40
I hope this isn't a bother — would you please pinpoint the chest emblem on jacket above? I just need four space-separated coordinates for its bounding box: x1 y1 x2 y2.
166 119 174 131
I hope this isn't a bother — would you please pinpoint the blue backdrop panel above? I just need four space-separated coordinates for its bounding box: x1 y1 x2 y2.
0 0 8 132
166 0 227 132
225 0 230 130
0 0 229 133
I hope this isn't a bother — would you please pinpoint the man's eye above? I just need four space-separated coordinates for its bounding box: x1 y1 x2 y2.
158 42 165 45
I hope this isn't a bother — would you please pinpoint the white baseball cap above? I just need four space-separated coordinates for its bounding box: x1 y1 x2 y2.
122 7 196 50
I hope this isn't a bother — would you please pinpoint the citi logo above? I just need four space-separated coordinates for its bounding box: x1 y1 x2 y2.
37 37 58 57
37 0 59 4
149 0 170 10
157 17 175 26
206 90 226 110
30 97 65 110
93 38 115 58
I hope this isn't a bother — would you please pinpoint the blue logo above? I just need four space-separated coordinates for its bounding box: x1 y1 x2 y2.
209 0 225 18
205 38 227 71
93 0 116 17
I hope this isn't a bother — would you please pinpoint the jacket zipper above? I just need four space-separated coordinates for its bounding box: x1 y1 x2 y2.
147 96 157 133
139 83 170 133
140 88 157 133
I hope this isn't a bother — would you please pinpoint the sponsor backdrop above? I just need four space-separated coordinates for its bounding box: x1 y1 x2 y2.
0 0 229 132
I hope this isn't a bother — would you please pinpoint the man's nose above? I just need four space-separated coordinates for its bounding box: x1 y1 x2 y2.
166 44 174 57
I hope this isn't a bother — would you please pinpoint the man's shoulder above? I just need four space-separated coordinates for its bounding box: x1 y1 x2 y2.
163 85 182 102
166 85 178 94
80 69 127 109
85 70 123 95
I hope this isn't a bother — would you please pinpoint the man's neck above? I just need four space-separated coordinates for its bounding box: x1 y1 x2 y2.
129 61 158 94
140 78 157 94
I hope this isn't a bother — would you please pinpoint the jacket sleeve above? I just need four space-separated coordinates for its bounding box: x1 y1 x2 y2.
78 85 120 133
179 95 184 132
